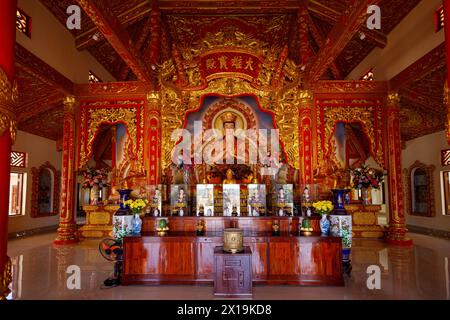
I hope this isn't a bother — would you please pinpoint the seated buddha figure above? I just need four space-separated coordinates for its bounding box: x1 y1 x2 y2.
202 111 251 165
223 168 237 184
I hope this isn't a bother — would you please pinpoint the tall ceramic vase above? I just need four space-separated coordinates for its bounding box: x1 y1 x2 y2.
320 214 330 236
131 213 142 234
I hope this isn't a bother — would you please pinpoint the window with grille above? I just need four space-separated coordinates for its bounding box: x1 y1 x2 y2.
436 5 445 32
89 70 102 83
11 151 27 168
16 8 31 38
360 68 374 81
9 172 27 216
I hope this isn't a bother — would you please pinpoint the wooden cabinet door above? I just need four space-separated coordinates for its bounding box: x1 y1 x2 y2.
196 238 222 280
268 239 300 276
244 237 268 280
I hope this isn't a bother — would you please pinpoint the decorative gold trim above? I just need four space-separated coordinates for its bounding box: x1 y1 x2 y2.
81 107 139 170
322 106 383 167
387 92 400 106
0 67 18 143
159 77 301 170
298 90 313 105
63 95 76 113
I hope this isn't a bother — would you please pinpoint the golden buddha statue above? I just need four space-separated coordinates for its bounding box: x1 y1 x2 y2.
222 112 238 131
223 168 237 184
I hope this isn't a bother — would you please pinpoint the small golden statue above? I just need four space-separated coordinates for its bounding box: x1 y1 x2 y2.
196 220 205 235
223 168 237 184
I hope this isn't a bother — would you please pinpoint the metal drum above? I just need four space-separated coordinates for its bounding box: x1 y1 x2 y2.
223 228 244 253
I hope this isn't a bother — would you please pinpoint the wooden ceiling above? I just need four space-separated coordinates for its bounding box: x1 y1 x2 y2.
15 0 443 142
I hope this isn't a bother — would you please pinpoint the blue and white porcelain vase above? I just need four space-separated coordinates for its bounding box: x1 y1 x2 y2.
320 214 330 236
131 213 142 234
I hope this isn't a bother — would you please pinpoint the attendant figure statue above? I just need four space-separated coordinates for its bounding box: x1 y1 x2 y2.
302 187 311 204
277 187 286 203
177 188 186 204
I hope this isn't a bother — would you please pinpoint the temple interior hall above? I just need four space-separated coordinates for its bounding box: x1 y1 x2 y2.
0 0 450 300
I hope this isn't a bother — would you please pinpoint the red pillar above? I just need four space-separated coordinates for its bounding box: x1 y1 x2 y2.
54 96 79 245
443 1 450 144
299 90 314 185
386 93 412 246
0 0 17 299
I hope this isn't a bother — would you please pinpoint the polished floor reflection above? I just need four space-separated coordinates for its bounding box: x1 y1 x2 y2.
6 232 450 300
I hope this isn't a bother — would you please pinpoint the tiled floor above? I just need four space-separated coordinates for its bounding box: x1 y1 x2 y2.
6 232 450 300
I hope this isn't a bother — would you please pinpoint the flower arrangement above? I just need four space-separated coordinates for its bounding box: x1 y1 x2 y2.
350 165 384 189
124 198 149 215
81 167 110 189
312 200 334 216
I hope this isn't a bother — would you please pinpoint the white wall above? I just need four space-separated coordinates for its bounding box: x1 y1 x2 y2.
8 131 61 234
347 0 444 81
16 0 115 83
402 131 450 232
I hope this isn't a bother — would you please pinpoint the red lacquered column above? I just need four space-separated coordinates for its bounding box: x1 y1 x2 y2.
298 90 314 185
385 93 412 246
0 0 17 299
54 96 79 245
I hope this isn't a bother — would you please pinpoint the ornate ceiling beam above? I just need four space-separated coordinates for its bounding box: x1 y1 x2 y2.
15 44 74 94
74 81 150 99
117 13 155 81
389 43 446 91
75 1 152 50
75 0 153 83
399 87 443 116
305 12 342 79
305 0 382 84
298 3 311 66
307 0 387 49
158 0 299 13
17 93 63 123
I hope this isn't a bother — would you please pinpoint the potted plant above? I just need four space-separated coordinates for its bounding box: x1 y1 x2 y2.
312 200 334 236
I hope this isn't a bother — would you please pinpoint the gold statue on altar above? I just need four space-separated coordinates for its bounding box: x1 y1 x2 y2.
223 168 237 184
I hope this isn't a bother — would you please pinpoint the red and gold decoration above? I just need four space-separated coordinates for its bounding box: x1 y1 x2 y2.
78 99 145 171
385 92 412 246
298 90 314 184
0 0 17 299
54 96 79 245
0 1 428 250
146 92 161 185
